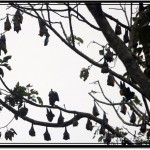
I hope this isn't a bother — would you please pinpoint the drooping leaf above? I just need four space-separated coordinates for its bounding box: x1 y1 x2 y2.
63 127 70 140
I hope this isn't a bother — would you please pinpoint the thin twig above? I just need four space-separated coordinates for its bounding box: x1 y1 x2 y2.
0 117 15 130
67 3 75 48
120 3 130 27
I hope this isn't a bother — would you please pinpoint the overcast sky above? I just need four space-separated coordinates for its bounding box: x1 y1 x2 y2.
0 3 144 144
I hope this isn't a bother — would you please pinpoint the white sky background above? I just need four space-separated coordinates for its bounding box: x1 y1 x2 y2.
0 3 145 144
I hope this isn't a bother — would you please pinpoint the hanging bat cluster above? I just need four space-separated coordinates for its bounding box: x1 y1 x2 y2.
13 9 23 33
115 23 122 35
4 15 11 31
107 73 115 87
29 124 36 137
43 127 51 141
38 19 50 46
101 60 109 73
92 102 99 116
46 108 55 122
86 119 93 131
104 48 114 62
57 110 64 126
120 81 135 101
0 35 7 55
63 127 70 140
48 89 59 106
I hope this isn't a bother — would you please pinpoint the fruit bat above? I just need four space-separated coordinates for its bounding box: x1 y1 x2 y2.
63 127 70 140
115 23 121 35
19 103 28 117
130 111 136 124
49 89 59 106
123 29 129 43
107 74 115 86
4 15 11 31
29 124 35 136
43 127 51 141
86 119 93 131
92 102 99 116
120 103 127 115
101 60 109 73
46 108 55 122
57 110 64 126
140 121 146 133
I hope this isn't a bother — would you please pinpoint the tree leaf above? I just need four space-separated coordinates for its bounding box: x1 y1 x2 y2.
3 63 12 70
75 36 84 44
30 89 38 95
2 55 12 63
99 49 104 55
26 84 32 88
98 135 104 142
37 96 43 105
10 128 17 135
80 68 89 81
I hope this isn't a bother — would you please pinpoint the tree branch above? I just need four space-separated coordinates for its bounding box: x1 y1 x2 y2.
86 3 150 102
